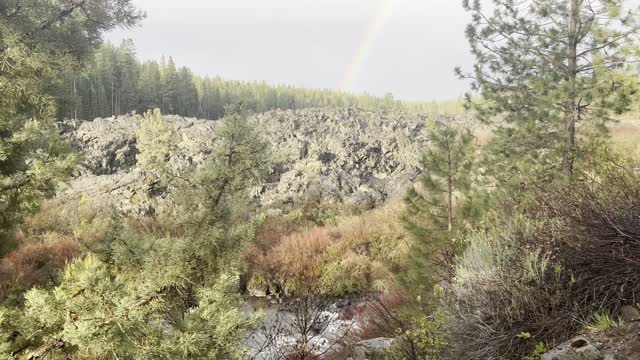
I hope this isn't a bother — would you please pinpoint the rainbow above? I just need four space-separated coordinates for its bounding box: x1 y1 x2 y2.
340 0 396 93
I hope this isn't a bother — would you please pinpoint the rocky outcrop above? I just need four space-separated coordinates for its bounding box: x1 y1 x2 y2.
542 337 606 360
58 108 468 214
543 322 640 360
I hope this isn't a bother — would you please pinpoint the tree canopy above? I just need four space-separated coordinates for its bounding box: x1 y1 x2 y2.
459 0 640 180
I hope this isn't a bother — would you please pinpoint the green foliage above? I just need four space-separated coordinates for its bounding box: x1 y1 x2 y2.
0 249 252 359
175 109 272 230
444 212 570 359
445 155 640 358
402 122 477 291
584 313 624 334
137 107 271 229
0 104 269 357
1 0 144 60
319 253 371 296
0 185 257 358
460 0 640 180
404 122 476 233
383 308 447 360
1 0 143 255
136 108 178 178
524 342 547 360
0 25 77 255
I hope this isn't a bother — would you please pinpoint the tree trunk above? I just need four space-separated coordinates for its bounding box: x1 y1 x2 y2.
562 0 580 177
447 176 453 233
447 146 453 233
111 80 115 117
73 76 77 120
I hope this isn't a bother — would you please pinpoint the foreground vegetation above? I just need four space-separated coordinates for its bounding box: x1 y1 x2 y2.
2 0 640 359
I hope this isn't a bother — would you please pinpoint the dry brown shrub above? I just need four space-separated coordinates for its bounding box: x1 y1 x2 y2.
243 202 409 296
446 168 640 359
269 228 335 294
254 213 314 251
0 238 80 300
535 169 640 313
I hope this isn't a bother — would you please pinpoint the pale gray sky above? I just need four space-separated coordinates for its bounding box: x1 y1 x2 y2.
107 0 473 101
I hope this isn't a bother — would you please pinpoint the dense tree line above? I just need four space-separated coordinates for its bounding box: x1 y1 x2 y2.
54 40 465 120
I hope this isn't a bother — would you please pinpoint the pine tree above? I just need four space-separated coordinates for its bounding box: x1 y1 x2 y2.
136 108 177 179
176 107 272 231
175 66 198 117
161 57 179 114
459 0 640 180
138 60 163 113
402 118 476 290
1 108 270 358
54 41 471 121
115 39 140 115
0 1 143 254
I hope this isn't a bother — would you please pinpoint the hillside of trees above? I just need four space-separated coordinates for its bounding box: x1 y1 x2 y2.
53 40 465 120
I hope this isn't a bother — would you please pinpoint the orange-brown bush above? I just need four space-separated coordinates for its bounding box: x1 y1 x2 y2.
0 238 80 301
257 228 334 295
244 202 410 297
1 197 111 302
253 212 315 252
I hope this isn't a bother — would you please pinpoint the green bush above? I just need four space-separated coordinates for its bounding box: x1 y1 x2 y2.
445 164 640 359
444 213 572 359
383 309 447 360
320 252 371 296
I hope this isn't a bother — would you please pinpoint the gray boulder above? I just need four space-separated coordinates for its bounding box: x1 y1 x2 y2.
543 337 605 360
348 337 395 360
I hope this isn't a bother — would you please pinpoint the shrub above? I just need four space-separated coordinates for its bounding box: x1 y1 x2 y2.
356 288 409 340
269 228 334 295
0 198 110 302
384 310 447 360
353 287 446 360
0 239 80 301
534 169 640 315
320 252 371 296
444 213 574 359
20 197 112 247
243 202 410 297
445 166 640 359
334 201 410 273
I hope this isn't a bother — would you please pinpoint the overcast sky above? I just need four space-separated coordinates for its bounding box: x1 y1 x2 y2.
106 0 473 101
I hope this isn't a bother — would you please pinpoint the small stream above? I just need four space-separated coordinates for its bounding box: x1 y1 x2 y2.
242 296 369 359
